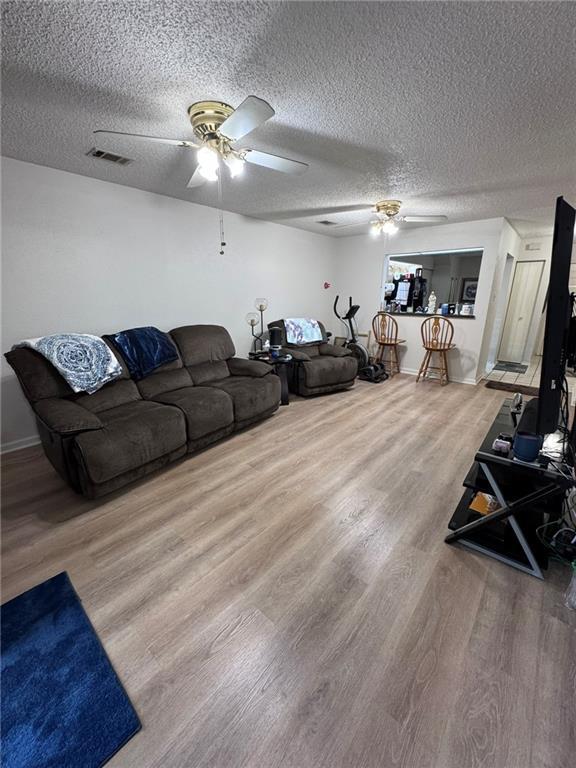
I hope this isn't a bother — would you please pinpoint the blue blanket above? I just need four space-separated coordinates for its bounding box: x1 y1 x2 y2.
109 326 178 380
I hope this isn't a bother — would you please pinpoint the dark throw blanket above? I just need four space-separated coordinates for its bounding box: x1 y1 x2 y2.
109 326 178 380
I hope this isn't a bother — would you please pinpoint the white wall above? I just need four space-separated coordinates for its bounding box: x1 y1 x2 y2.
480 219 522 372
3 157 562 451
332 218 506 384
1 158 336 451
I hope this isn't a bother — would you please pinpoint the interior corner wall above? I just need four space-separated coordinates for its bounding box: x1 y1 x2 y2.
478 219 522 374
331 218 506 385
1 157 336 451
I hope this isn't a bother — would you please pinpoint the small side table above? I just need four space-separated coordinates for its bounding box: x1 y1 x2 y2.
249 353 292 405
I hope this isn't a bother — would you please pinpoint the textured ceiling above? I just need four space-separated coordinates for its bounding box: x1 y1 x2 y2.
2 1 575 237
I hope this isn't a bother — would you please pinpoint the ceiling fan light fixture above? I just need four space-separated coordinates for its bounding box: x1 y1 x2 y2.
224 153 245 178
381 219 399 235
370 222 382 237
197 145 220 181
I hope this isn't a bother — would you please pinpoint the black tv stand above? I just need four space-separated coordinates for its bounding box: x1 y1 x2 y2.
445 399 569 579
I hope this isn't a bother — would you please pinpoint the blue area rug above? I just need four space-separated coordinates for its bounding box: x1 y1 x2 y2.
1 572 141 768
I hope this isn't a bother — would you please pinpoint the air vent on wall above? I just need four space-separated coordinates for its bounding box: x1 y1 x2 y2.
317 220 337 226
86 148 132 165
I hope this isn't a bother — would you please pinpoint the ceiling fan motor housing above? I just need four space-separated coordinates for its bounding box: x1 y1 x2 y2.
187 101 234 145
374 200 402 218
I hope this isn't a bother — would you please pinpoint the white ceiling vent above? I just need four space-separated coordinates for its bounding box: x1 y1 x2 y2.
86 148 132 165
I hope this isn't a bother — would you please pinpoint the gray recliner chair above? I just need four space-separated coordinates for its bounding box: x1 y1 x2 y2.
268 319 357 396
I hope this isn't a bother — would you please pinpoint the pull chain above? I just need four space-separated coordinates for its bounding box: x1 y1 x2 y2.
218 169 226 255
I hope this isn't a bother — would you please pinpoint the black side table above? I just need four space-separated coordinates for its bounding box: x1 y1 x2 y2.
249 352 292 405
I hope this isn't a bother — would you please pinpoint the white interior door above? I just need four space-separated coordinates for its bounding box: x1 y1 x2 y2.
498 260 544 363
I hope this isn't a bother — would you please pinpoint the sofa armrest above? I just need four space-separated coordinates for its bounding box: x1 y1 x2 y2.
34 399 103 435
282 348 311 362
319 343 353 357
227 357 271 378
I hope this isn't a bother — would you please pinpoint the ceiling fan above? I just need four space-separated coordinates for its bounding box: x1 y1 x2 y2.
324 200 447 236
94 95 308 188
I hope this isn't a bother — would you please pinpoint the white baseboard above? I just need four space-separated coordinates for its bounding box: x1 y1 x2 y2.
1 435 41 454
400 367 479 386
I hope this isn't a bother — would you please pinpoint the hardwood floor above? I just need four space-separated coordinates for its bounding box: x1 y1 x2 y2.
2 375 575 767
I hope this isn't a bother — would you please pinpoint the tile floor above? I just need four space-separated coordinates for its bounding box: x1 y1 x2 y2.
485 355 542 388
485 355 576 403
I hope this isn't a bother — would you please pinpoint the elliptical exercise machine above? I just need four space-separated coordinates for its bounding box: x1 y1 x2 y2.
333 296 387 383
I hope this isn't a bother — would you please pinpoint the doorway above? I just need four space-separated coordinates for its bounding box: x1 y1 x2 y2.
498 260 545 364
486 253 515 370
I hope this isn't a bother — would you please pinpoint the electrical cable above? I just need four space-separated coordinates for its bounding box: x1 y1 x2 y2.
536 518 576 564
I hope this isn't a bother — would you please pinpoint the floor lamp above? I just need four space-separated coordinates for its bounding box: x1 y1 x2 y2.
246 298 268 351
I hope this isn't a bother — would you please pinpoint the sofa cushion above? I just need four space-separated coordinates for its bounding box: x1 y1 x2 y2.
4 341 129 403
152 386 234 441
137 368 193 399
187 360 230 385
4 348 74 402
283 348 312 362
210 375 280 424
319 343 353 357
73 401 186 485
73 379 141 413
34 398 103 435
300 355 358 389
170 325 235 366
285 342 321 357
227 358 271 377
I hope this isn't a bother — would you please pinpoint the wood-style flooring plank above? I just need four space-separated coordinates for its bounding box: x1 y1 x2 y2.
2 376 575 767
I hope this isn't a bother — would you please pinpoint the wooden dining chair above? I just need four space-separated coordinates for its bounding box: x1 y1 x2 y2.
371 312 405 376
416 316 456 386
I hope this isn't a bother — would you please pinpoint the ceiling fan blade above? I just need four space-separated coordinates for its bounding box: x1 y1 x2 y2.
186 167 205 188
94 130 197 148
402 215 448 223
244 149 308 175
219 96 275 142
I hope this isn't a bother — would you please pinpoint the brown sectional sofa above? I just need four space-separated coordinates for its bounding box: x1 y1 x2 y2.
5 325 280 498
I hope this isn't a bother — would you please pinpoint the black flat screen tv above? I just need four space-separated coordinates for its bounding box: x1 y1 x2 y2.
536 196 576 435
